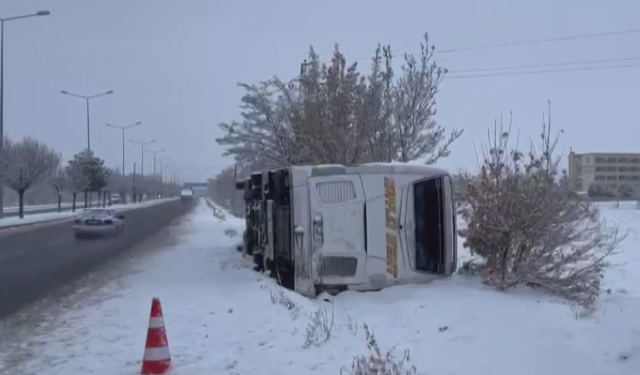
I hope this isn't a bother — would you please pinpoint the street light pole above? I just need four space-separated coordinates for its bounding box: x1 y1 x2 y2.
60 89 114 151
158 158 165 183
105 121 141 175
144 148 165 179
0 10 50 219
130 139 155 177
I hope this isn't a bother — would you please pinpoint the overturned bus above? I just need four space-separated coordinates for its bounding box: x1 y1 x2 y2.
236 163 458 297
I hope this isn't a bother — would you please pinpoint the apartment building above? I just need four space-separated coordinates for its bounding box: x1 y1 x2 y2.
567 151 640 192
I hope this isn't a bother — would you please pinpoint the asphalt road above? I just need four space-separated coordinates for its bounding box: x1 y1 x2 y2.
0 198 195 320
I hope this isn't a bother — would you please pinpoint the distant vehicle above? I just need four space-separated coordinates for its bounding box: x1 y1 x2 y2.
73 208 125 240
110 193 122 204
180 188 194 202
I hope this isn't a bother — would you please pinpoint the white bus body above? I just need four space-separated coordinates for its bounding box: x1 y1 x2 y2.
240 163 457 297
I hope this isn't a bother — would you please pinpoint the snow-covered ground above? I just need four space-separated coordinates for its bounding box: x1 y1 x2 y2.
0 198 180 229
0 199 638 375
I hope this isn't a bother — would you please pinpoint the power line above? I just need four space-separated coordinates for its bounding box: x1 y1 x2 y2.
294 56 640 81
447 61 640 79
291 27 640 80
449 56 640 74
337 27 640 65
437 27 640 54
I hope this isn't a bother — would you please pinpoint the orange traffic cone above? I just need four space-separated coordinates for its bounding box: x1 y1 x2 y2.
141 298 171 374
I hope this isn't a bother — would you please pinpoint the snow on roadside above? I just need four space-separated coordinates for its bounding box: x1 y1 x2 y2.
0 211 77 228
0 199 638 375
3 200 102 213
0 198 180 229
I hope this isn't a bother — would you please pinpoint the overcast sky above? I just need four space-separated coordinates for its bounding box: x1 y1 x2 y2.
3 0 639 182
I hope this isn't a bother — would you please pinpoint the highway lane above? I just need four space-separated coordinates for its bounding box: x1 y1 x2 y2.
0 198 195 320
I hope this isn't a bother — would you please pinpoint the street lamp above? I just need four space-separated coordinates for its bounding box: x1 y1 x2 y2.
160 157 173 184
157 157 168 183
130 139 155 176
105 121 141 175
0 10 50 218
144 148 165 179
60 89 114 151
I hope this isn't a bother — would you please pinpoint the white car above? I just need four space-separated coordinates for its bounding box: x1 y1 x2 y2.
110 193 122 204
180 188 194 202
73 208 125 239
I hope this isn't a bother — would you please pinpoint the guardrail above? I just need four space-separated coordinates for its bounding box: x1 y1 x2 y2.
0 200 178 231
2 201 103 217
0 199 174 218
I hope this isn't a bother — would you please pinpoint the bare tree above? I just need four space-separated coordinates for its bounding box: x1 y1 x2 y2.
0 136 14 180
393 33 462 163
459 107 624 311
359 45 395 162
66 150 90 212
107 168 127 204
49 167 68 212
208 165 248 217
216 33 460 171
295 45 370 164
216 80 301 170
4 137 61 218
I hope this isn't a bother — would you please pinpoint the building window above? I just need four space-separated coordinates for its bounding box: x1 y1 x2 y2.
595 175 606 181
631 158 640 163
606 176 617 181
595 157 605 163
619 167 630 172
606 157 617 163
595 167 606 172
606 167 617 172
619 157 630 163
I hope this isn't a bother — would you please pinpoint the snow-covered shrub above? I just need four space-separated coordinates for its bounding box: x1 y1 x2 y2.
342 324 417 375
304 303 335 348
344 310 359 337
459 111 625 310
269 288 301 319
213 208 226 220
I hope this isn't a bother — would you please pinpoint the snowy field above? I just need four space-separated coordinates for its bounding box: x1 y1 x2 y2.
0 199 638 375
0 198 180 229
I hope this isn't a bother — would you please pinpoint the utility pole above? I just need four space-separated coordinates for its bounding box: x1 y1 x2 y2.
145 148 165 180
60 89 114 151
232 163 238 215
105 121 141 175
0 9 50 218
158 159 165 182
132 162 137 203
130 139 155 177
